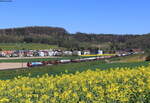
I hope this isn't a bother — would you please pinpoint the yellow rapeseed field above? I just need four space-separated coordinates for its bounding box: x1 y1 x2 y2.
0 66 150 103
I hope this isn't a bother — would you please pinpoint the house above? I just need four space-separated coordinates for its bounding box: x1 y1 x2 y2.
83 50 90 55
26 50 34 57
33 50 39 57
115 50 128 56
38 51 45 57
130 49 144 54
18 50 25 57
97 50 103 55
43 51 49 56
11 51 19 57
2 51 14 57
48 50 54 56
54 51 62 56
73 51 81 56
63 51 72 56
0 51 5 57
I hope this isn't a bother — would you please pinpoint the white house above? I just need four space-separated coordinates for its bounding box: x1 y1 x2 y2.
0 51 5 57
38 51 45 57
83 50 90 55
63 51 72 56
73 51 81 56
97 50 103 55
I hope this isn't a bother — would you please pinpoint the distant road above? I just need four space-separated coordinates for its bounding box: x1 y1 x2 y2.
0 63 27 70
0 56 60 60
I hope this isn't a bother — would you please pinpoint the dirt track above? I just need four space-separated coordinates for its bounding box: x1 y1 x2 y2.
0 56 60 70
0 63 27 70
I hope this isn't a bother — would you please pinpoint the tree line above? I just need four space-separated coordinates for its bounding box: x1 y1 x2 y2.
0 26 149 51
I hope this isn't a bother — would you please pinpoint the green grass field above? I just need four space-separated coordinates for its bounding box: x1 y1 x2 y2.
108 54 146 63
0 60 149 80
0 43 60 50
0 58 59 63
0 56 87 63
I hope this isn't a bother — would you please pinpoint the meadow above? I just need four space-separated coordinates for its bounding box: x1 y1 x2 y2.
0 56 87 63
0 64 150 102
0 57 59 63
108 54 146 63
0 43 59 50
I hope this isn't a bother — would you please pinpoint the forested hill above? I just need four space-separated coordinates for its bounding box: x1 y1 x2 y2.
0 26 150 51
0 26 68 36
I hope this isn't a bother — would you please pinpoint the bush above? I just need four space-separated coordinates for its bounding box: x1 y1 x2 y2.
145 55 150 61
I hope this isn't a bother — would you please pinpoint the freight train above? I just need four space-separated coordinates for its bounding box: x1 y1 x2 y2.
27 56 114 67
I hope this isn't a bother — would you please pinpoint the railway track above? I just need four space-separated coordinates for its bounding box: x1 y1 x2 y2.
0 56 117 70
27 56 114 67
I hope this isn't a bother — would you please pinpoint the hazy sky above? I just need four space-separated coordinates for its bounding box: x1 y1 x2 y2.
0 0 150 34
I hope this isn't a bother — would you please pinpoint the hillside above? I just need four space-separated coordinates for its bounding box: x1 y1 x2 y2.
108 54 146 63
0 43 59 50
0 26 150 51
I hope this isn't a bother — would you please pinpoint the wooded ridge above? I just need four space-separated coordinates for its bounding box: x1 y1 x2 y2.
0 26 149 51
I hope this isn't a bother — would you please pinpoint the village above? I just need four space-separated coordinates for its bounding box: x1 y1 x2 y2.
0 48 144 58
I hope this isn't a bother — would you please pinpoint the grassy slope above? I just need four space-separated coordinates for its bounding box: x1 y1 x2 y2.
0 60 149 80
0 58 59 63
108 54 146 63
0 56 87 63
0 43 60 50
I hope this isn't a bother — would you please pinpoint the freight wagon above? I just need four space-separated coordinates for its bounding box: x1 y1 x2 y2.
27 56 114 67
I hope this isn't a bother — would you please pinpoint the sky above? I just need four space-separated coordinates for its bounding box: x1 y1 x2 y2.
0 0 150 34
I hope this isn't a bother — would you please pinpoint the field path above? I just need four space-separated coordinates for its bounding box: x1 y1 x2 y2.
0 63 27 70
